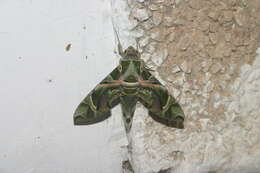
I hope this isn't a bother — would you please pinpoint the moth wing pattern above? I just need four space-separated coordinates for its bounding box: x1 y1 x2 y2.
73 67 121 125
139 69 185 129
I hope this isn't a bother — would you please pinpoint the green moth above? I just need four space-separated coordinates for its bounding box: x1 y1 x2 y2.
73 44 185 132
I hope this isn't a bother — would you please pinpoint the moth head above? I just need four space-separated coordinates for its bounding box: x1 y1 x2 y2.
123 46 141 59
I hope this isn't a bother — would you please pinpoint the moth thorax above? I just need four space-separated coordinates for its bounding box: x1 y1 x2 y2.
119 59 143 76
124 75 138 82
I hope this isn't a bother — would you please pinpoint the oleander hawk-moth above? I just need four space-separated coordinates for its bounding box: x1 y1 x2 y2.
73 45 185 132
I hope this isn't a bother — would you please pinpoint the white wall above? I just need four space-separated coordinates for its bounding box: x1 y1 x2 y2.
0 0 127 172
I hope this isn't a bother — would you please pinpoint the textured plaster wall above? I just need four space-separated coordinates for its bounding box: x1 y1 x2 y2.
1 0 259 173
0 0 127 173
112 0 260 173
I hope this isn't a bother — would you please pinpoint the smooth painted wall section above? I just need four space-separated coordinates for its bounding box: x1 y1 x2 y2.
0 1 126 172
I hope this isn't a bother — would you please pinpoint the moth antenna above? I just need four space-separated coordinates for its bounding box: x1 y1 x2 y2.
135 38 139 52
111 17 124 56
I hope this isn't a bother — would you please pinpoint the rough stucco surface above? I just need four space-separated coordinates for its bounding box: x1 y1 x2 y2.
1 0 258 172
112 0 260 172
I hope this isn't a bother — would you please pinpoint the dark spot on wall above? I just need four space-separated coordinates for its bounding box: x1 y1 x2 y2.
65 44 71 51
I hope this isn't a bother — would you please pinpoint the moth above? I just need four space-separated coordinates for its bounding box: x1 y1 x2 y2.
73 43 185 132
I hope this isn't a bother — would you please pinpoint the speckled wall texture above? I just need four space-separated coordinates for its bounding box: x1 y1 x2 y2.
117 0 260 172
